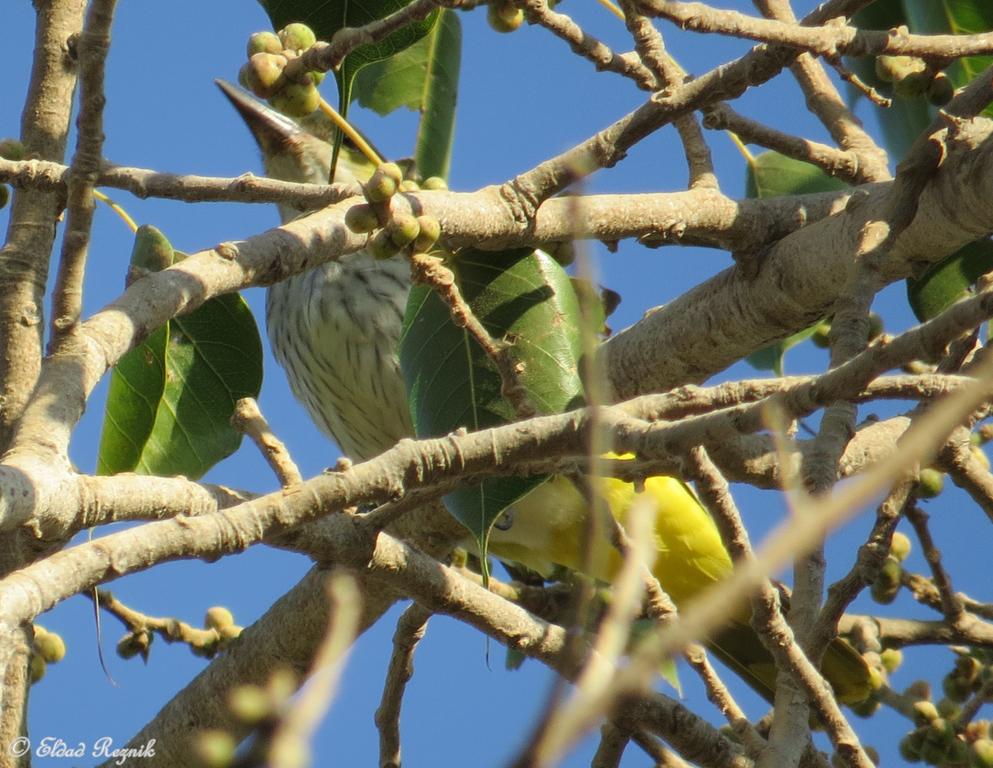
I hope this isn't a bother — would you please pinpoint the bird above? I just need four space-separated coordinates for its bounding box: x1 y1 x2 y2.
217 80 876 706
218 80 413 462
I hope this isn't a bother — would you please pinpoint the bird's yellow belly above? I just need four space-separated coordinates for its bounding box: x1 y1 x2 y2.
488 473 735 608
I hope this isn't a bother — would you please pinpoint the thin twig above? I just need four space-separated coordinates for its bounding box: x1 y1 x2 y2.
591 722 630 768
683 644 767 758
617 0 719 189
905 504 966 624
684 447 872 768
408 251 537 420
516 0 658 89
90 589 235 657
231 398 302 487
819 477 915 631
374 603 431 768
702 104 863 184
513 495 655 768
50 0 118 343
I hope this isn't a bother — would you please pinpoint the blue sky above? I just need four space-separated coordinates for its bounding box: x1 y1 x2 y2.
3 1 989 766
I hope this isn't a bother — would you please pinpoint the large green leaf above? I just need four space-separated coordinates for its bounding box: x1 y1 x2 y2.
256 0 439 116
353 9 461 179
746 325 823 377
97 226 264 478
399 249 586 565
744 150 848 199
744 152 847 374
907 239 993 321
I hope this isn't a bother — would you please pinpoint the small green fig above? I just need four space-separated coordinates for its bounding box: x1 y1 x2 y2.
279 23 317 53
247 31 282 57
270 81 320 118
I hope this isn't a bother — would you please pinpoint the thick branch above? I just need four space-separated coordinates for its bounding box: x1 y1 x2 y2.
604 116 993 399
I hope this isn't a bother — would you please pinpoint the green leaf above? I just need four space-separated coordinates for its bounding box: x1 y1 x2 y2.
98 226 264 478
399 249 586 567
744 152 846 373
907 239 993 321
97 324 168 476
745 325 822 377
352 9 461 179
745 150 849 199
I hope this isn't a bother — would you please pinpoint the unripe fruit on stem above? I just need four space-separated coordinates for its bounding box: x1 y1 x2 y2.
422 176 448 190
344 204 380 234
894 69 933 99
379 162 404 186
270 81 320 118
388 214 420 247
912 699 940 726
33 630 66 663
414 216 441 252
543 241 576 267
880 647 903 673
876 55 926 84
364 170 399 203
925 717 952 743
117 631 151 660
488 2 524 33
0 138 26 161
917 468 945 499
937 697 961 720
279 23 317 53
399 179 421 193
871 556 902 604
229 684 270 724
965 721 992 742
956 654 983 685
849 695 879 718
919 740 946 765
898 732 923 763
946 738 969 766
29 654 45 683
369 229 401 260
241 53 287 99
973 739 993 768
927 72 954 106
205 606 234 630
890 531 912 562
247 31 282 57
195 730 236 768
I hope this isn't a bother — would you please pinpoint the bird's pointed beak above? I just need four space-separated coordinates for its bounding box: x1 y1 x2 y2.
215 79 303 157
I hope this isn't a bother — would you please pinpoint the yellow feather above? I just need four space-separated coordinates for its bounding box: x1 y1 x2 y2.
488 459 876 705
